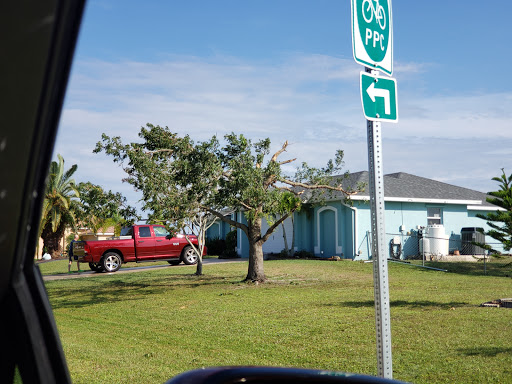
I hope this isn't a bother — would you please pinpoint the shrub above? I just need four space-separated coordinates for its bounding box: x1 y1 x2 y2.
293 250 315 259
205 237 226 256
221 230 238 258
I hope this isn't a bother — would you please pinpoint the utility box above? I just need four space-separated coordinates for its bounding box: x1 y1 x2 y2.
460 227 485 255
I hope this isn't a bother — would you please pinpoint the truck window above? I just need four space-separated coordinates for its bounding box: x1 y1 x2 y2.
153 226 169 237
138 226 151 238
120 227 133 237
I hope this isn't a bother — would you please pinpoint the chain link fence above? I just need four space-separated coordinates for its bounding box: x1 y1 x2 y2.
358 229 501 260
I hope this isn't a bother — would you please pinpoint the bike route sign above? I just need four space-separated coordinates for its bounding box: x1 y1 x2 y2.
360 72 398 122
351 0 393 75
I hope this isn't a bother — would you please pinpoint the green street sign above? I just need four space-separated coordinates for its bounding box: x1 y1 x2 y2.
351 0 393 75
360 72 398 122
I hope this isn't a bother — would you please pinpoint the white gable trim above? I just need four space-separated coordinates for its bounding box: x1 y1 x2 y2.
349 195 481 205
467 205 505 211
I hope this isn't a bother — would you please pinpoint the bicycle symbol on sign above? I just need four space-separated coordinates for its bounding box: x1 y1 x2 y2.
362 0 386 30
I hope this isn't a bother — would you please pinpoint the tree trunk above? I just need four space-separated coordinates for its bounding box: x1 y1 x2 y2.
245 217 266 282
195 256 203 275
281 219 289 255
41 223 65 258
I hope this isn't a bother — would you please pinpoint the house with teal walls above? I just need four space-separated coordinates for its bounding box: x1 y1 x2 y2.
208 172 502 260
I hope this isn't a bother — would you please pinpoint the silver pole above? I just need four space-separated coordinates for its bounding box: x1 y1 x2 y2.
366 67 393 379
422 235 425 267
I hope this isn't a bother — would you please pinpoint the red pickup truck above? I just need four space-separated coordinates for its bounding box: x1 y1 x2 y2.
74 224 205 273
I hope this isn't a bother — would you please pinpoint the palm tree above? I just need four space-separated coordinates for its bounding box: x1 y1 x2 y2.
39 154 79 257
99 212 125 237
75 181 139 238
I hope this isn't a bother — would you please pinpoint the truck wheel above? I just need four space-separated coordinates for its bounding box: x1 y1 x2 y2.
182 246 198 265
167 260 181 265
89 262 104 272
101 252 122 272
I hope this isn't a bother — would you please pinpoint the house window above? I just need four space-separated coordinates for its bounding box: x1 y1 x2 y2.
427 207 442 225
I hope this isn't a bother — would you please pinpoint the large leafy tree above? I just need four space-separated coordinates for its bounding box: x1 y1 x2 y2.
95 127 221 275
143 137 221 276
95 124 358 282
39 154 79 257
477 169 512 253
76 182 140 236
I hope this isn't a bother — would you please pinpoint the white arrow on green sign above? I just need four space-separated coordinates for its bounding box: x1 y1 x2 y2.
351 0 393 75
360 72 398 122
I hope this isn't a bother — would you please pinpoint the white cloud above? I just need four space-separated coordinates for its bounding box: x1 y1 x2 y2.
397 92 512 137
55 53 512 211
393 61 432 76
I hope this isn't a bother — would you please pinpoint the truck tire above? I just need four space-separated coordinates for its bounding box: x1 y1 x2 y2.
89 262 104 272
182 246 198 265
101 252 122 272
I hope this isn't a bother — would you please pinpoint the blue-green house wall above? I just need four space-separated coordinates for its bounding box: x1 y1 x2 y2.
352 200 500 260
293 202 355 259
291 199 500 260
206 219 232 240
294 208 314 254
212 200 501 260
236 212 250 258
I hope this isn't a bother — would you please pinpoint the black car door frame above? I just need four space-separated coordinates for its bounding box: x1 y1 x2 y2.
0 1 85 382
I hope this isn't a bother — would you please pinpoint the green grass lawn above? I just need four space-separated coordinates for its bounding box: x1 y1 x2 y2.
43 260 512 384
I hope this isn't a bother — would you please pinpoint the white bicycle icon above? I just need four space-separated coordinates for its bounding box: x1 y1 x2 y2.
362 0 386 30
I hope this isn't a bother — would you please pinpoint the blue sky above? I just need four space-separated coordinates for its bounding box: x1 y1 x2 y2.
55 0 512 211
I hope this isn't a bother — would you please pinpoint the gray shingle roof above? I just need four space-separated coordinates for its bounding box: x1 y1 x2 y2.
329 171 496 208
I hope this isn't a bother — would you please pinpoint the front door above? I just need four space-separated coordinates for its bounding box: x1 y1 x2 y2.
320 209 336 258
135 226 156 259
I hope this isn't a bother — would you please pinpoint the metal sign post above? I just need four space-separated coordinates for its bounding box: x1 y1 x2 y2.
352 0 396 379
366 66 393 379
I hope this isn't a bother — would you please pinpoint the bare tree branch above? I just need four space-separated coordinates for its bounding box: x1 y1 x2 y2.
238 200 254 211
278 158 296 166
271 140 289 162
202 206 249 237
270 184 305 195
262 142 296 188
279 178 357 195
145 148 174 156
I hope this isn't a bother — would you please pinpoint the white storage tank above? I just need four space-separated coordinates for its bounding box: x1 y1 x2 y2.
420 225 449 258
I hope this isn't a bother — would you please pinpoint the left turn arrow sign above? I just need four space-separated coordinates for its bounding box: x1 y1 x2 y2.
366 81 391 115
360 72 398 123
